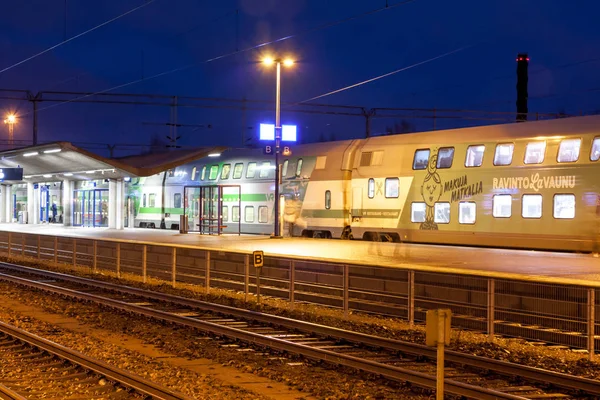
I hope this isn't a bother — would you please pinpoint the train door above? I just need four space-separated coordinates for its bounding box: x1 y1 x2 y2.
40 185 49 223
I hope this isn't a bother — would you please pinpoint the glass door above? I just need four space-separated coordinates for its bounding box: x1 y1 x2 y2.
95 189 108 227
73 189 109 227
40 186 49 223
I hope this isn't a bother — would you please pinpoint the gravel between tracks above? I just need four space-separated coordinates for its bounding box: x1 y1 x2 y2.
2 255 600 398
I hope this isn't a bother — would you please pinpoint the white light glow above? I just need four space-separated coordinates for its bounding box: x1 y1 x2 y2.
208 153 221 157
43 174 52 178
63 173 73 176
23 152 39 157
24 175 32 179
43 149 61 154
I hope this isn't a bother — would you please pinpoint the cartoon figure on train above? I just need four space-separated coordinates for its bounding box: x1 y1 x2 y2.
420 149 443 230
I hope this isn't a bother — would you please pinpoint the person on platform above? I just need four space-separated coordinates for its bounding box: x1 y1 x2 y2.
51 202 58 223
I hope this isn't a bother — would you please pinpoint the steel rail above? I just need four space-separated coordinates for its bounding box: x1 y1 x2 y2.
4 263 597 396
0 319 192 400
0 266 536 399
0 383 27 400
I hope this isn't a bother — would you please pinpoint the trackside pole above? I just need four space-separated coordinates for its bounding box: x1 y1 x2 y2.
426 309 452 400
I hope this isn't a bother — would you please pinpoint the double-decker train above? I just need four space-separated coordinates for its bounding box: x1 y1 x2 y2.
129 114 600 252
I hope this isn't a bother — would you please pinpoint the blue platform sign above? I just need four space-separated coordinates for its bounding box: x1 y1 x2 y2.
0 168 23 181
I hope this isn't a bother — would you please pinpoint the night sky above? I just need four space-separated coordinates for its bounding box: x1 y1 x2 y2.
1 0 599 156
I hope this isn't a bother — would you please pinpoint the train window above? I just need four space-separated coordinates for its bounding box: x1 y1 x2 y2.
222 205 228 222
493 195 511 218
591 138 600 161
191 167 197 181
233 163 244 179
459 202 476 224
368 178 375 199
554 194 575 219
246 162 256 178
385 178 399 198
296 159 303 177
143 194 147 207
494 143 514 166
434 202 450 223
411 202 426 222
148 193 156 208
522 194 542 218
557 138 581 163
315 156 327 169
200 166 207 181
259 162 271 178
221 164 231 179
209 165 219 180
413 149 430 170
360 152 372 167
232 206 240 222
282 160 289 177
465 145 485 167
524 141 546 164
436 147 454 169
174 193 182 209
245 206 255 222
258 206 268 223
325 190 331 209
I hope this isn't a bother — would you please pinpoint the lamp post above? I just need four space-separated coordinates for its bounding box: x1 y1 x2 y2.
4 114 16 146
263 56 294 238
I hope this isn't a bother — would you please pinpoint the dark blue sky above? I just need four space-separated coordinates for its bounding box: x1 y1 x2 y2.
1 0 599 155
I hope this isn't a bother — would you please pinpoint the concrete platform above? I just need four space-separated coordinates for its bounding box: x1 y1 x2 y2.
2 223 600 286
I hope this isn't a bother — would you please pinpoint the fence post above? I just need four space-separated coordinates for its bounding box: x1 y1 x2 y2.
588 288 596 361
205 250 210 294
290 260 295 305
171 247 177 288
488 278 495 342
408 270 415 327
142 245 147 283
93 241 98 273
72 238 76 267
244 254 249 302
37 235 40 259
116 243 121 278
54 236 57 264
7 232 11 257
343 264 349 317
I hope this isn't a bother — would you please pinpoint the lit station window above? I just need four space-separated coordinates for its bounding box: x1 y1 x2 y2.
385 178 399 198
413 149 430 170
557 138 581 163
259 162 271 178
246 162 256 178
221 164 231 179
465 145 485 167
522 194 542 218
553 194 575 219
434 202 450 223
411 202 426 222
209 165 219 180
524 141 546 164
282 160 289 177
494 143 514 166
459 202 476 224
493 194 512 217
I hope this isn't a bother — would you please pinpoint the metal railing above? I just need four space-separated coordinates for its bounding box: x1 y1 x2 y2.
0 230 597 360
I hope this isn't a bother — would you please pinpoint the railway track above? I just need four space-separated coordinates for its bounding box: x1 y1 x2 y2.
0 262 597 400
0 318 192 399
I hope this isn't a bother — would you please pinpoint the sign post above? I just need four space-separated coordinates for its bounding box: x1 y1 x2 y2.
252 250 264 304
426 309 452 400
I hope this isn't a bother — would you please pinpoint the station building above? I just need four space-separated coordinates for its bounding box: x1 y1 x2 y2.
0 142 226 230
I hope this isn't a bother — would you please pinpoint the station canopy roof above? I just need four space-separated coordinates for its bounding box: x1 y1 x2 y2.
0 142 227 184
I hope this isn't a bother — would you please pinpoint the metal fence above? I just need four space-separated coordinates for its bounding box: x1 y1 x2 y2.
0 230 597 360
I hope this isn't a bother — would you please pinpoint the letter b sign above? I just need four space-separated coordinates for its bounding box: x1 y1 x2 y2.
253 250 264 268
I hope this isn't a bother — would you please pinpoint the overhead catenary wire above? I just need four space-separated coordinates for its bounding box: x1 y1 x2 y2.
30 0 419 116
0 0 157 76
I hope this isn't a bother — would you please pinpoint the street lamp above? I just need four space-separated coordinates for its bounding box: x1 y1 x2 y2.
263 56 294 238
4 114 16 146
